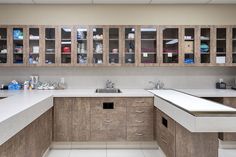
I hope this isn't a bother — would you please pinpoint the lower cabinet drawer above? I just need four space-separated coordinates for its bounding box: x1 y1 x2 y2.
127 114 153 127
127 126 154 141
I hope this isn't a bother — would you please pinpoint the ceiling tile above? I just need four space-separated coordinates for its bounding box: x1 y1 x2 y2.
93 0 150 4
34 0 92 4
151 0 209 4
209 0 236 4
0 0 33 3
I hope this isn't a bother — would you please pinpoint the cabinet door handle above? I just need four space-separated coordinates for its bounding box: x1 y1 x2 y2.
135 110 144 113
136 101 145 103
135 120 144 123
135 133 143 136
104 120 112 123
160 136 168 144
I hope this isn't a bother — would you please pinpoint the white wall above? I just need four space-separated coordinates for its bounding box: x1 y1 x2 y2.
0 67 235 89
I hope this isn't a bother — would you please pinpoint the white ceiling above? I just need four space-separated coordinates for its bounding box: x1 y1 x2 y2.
0 0 236 4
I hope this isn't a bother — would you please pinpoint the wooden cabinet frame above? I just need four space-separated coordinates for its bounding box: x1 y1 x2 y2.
1 25 236 67
138 25 159 67
42 25 59 66
9 25 27 66
0 26 10 66
160 25 182 66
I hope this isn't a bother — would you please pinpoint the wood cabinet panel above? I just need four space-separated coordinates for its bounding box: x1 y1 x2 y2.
0 109 52 157
72 98 91 141
175 123 218 157
53 97 73 141
126 97 153 107
127 126 153 141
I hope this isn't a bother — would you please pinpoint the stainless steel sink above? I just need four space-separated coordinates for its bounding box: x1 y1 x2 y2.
95 88 122 93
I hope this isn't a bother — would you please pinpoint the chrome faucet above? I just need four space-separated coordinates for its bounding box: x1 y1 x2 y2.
105 80 115 89
149 80 164 90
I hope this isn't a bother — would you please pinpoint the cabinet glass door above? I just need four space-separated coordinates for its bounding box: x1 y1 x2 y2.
0 28 8 64
200 28 211 63
13 27 24 64
109 28 120 64
77 27 88 64
184 28 195 64
162 28 179 63
29 28 40 65
141 27 157 64
61 27 72 64
93 28 104 64
216 28 227 64
45 28 56 64
232 28 236 63
125 27 135 64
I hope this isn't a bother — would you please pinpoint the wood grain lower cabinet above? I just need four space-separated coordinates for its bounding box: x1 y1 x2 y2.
156 108 219 157
53 98 90 142
0 109 52 157
90 98 126 141
204 97 236 141
54 97 154 142
126 98 154 141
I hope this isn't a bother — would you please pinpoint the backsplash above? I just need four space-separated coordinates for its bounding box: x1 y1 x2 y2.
0 67 235 89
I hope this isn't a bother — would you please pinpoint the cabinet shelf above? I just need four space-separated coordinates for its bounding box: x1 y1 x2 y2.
141 39 156 41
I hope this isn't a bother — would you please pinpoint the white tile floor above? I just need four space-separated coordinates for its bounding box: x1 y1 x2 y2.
219 149 236 157
46 149 163 157
46 148 236 157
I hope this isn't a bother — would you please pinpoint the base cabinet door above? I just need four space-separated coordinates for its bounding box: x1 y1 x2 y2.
53 98 90 142
72 98 91 141
53 98 73 141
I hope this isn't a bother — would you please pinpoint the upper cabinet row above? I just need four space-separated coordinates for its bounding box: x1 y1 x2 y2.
0 25 235 66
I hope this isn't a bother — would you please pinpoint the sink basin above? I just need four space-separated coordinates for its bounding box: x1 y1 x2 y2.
95 88 122 93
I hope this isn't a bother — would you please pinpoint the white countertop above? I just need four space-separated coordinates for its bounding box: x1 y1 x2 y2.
149 89 236 132
176 89 236 98
149 90 236 113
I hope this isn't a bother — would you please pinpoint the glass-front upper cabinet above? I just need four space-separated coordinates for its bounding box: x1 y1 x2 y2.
60 27 72 64
92 27 104 65
0 27 8 65
124 27 136 65
141 27 157 64
162 28 179 64
233 28 236 64
200 28 211 63
28 27 40 65
12 27 25 65
76 27 88 65
45 27 56 65
108 27 120 65
216 27 227 64
183 28 195 64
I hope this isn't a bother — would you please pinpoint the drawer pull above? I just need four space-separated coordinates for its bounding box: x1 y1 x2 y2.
135 120 144 123
135 110 144 113
104 120 112 123
135 133 143 136
160 136 168 144
136 101 145 103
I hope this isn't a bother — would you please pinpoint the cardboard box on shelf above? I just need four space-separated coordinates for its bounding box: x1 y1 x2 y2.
184 41 194 54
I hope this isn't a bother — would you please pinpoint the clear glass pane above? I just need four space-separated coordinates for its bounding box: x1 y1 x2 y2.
0 28 7 64
163 28 179 63
125 27 135 64
233 28 236 63
109 28 119 64
141 28 157 63
216 28 226 64
200 28 210 63
61 27 71 64
45 28 56 64
77 28 88 64
29 28 40 65
13 28 24 64
93 28 103 64
184 28 195 64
